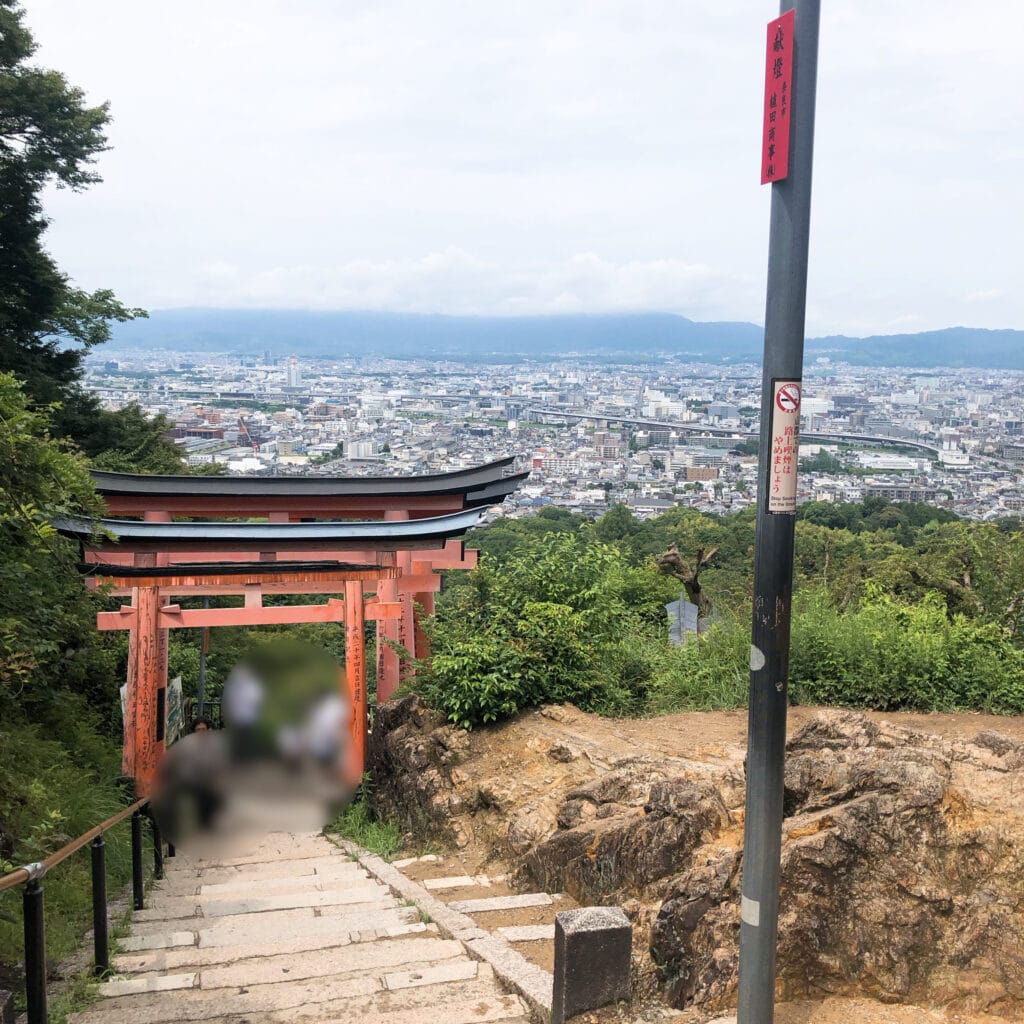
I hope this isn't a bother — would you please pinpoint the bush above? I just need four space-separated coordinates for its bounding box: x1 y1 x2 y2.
0 699 134 974
789 589 1024 712
417 531 672 728
646 618 750 713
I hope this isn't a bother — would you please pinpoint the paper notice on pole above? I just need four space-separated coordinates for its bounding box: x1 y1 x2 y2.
767 379 801 513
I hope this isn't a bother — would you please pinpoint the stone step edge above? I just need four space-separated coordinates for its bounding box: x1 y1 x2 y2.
335 837 553 1020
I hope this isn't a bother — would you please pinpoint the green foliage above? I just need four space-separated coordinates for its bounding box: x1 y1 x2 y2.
418 529 672 727
0 372 110 703
799 449 843 474
647 618 750 713
424 498 1024 727
328 798 402 860
84 403 185 472
0 698 134 973
0 0 149 454
789 587 1024 712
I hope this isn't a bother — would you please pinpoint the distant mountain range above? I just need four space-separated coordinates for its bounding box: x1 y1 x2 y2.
105 309 1024 370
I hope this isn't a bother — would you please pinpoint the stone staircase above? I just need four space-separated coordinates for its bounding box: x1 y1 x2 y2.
71 832 532 1024
392 855 574 977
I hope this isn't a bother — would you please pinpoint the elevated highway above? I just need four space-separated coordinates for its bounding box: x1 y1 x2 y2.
525 406 941 455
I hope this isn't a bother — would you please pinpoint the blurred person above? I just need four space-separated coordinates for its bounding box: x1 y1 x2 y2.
156 641 358 850
151 713 228 846
222 662 265 761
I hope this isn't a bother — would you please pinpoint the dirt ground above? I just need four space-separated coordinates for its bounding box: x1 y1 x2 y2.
392 703 1024 1024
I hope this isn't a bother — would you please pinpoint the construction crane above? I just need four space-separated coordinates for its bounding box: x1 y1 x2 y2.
238 414 260 453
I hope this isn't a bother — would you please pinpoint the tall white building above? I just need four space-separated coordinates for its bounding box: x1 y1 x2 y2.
287 356 302 388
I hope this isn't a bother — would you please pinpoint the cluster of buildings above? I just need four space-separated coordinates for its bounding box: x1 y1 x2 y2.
85 350 1024 523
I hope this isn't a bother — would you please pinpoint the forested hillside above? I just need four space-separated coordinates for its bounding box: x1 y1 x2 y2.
0 0 190 994
416 503 1024 728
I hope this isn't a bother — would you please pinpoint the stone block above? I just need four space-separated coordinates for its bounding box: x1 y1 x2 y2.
0 989 13 1024
551 907 631 1024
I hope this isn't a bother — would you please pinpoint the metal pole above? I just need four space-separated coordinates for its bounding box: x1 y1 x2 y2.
91 836 109 975
131 810 145 910
738 3 820 1024
23 878 47 1024
150 813 164 880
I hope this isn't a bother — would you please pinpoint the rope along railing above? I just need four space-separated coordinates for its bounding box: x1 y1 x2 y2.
0 796 171 1024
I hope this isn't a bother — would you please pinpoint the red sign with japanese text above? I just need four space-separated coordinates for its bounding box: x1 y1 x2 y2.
761 8 795 185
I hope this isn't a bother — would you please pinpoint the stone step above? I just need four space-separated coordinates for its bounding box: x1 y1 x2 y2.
132 904 202 923
156 854 359 888
147 871 379 902
495 924 556 942
140 880 389 920
71 961 511 1024
391 854 442 869
178 838 344 868
198 867 368 897
115 917 428 970
114 920 434 974
144 876 375 911
448 892 553 914
153 859 367 897
98 973 197 998
201 882 388 917
196 935 465 990
197 903 414 949
422 874 491 890
118 931 196 953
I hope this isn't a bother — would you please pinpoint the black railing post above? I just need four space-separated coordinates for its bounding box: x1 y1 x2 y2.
131 810 145 910
150 813 164 880
23 875 47 1024
167 841 176 858
91 836 109 976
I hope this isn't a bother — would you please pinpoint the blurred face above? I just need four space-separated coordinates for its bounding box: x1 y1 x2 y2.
154 640 356 854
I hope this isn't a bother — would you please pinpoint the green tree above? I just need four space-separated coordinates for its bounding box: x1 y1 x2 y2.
86 404 186 473
419 529 671 727
0 1 148 444
0 371 105 702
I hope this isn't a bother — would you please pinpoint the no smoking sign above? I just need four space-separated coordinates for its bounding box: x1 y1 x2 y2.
775 383 800 413
768 379 802 514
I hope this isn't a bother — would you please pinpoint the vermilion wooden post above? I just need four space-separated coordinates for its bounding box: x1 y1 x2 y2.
397 550 416 680
376 513 408 701
344 580 368 772
125 554 165 796
146 512 171 790
412 559 435 663
376 573 401 701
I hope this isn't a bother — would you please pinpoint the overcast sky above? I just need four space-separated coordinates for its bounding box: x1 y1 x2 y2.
27 1 1024 336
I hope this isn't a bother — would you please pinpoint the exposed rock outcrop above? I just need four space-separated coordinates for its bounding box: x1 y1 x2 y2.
369 697 1024 1017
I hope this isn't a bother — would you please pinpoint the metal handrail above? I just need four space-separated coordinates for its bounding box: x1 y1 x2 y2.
0 797 148 894
0 794 167 1024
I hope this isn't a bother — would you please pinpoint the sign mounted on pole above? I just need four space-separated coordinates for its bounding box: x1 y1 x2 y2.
767 379 801 513
760 8 795 184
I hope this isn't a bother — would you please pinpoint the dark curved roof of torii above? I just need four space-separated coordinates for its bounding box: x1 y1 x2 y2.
54 507 486 552
91 458 528 506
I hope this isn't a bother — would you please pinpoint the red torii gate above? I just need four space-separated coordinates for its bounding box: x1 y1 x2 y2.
58 461 527 797
91 459 527 701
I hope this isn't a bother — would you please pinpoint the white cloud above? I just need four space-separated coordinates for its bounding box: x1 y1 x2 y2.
154 248 755 322
24 0 1024 336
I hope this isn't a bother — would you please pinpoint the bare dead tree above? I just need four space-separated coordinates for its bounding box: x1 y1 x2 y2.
655 542 719 621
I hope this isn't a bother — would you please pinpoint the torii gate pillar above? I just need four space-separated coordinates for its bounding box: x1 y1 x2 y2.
123 559 167 797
